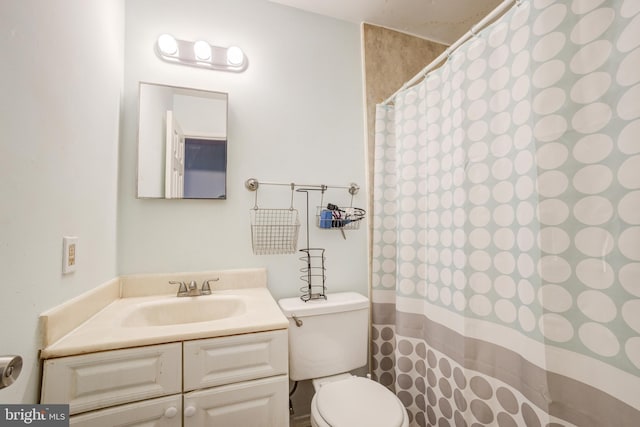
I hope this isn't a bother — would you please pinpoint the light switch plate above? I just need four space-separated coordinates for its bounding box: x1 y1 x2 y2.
62 236 78 274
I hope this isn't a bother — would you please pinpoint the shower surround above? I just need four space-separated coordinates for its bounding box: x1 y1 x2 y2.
371 1 640 426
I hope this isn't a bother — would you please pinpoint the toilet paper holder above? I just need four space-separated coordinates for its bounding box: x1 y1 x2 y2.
0 355 22 390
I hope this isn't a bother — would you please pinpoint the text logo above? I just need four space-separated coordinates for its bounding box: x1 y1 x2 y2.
0 405 69 426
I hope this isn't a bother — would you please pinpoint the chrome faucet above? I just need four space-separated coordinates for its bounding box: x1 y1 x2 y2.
187 280 198 294
170 278 218 297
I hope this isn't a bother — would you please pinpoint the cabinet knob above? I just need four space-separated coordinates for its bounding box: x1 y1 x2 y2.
184 406 197 417
164 407 178 418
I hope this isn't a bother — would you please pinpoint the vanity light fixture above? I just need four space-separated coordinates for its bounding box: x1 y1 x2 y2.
155 34 248 72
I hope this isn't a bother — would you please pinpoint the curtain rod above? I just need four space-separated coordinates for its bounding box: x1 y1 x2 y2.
381 0 518 106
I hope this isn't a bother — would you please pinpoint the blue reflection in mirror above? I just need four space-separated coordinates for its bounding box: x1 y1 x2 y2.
183 138 227 199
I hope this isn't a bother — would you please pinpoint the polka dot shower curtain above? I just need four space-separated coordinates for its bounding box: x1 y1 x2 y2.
370 1 640 426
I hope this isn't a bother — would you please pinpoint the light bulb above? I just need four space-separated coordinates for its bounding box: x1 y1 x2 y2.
226 46 244 66
157 34 178 56
194 40 211 61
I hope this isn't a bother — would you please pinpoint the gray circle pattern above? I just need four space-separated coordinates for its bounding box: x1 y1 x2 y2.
372 329 574 426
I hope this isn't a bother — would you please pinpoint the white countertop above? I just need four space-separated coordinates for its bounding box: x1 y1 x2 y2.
40 269 289 359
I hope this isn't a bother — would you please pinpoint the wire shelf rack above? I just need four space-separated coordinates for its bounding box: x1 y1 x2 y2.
245 178 363 300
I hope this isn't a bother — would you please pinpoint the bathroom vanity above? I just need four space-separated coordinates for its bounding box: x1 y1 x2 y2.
39 269 289 426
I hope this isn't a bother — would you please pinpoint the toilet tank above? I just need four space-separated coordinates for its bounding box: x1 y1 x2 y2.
278 292 369 381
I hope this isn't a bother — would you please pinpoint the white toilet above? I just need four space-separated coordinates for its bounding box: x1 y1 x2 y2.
278 292 409 427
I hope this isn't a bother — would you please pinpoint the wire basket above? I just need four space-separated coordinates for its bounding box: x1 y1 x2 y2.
316 206 364 230
250 208 300 255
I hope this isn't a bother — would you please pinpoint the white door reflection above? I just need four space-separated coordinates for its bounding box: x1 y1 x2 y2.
165 110 185 198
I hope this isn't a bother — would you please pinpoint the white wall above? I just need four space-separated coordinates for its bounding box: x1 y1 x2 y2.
119 0 368 301
0 0 124 403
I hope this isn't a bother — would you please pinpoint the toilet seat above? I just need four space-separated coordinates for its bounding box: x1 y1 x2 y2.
311 377 407 427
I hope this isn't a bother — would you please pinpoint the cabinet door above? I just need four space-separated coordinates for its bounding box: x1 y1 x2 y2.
183 330 287 391
70 394 182 427
183 375 289 427
42 343 182 415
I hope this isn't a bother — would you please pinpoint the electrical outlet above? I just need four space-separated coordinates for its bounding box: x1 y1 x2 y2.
62 236 78 274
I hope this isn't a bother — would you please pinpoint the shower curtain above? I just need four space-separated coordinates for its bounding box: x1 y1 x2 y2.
371 1 640 426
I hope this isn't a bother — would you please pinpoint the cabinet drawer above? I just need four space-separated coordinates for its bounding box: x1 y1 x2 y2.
183 375 289 427
41 343 182 415
70 394 182 427
183 330 287 391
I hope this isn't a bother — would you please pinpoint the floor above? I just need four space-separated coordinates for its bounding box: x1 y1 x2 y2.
291 414 312 427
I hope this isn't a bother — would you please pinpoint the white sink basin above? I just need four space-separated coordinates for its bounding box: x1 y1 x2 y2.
121 295 246 327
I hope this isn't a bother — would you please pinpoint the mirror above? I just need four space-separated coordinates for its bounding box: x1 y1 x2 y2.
137 82 228 199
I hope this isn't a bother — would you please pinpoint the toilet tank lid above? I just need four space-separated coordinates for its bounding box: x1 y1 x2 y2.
278 292 368 317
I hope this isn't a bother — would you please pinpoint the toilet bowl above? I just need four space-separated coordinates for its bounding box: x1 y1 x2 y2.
310 376 408 427
278 292 409 427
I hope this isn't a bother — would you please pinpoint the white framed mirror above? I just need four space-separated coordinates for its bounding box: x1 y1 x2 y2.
137 82 228 199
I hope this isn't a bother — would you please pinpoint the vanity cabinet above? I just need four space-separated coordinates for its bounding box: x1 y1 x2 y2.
41 330 288 426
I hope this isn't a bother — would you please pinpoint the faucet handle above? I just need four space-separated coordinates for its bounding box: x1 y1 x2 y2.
201 278 219 295
169 281 188 295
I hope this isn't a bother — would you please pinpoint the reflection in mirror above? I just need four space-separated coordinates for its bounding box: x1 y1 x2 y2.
137 82 228 199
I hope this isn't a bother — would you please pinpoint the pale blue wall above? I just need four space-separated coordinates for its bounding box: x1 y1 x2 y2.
0 0 124 403
118 0 368 301
0 0 366 404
